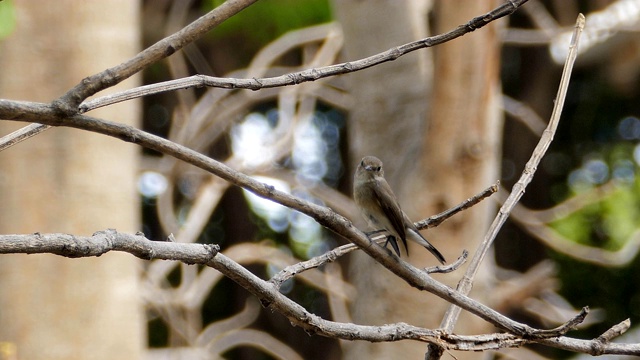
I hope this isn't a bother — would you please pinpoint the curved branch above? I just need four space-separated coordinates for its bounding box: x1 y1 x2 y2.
52 0 261 114
78 0 529 113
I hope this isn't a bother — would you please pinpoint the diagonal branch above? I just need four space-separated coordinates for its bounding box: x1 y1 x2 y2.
78 0 529 113
269 182 497 289
52 0 261 115
0 0 262 152
433 14 586 348
0 123 51 152
416 182 499 230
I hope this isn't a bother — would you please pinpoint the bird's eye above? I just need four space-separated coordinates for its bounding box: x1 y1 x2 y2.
375 166 381 171
360 160 365 167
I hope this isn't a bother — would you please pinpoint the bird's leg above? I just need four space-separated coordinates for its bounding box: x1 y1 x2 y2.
363 230 399 256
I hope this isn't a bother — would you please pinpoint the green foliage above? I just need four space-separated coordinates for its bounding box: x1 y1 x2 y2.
602 184 640 248
0 0 16 40
550 183 640 249
550 143 640 250
205 0 332 45
550 203 599 245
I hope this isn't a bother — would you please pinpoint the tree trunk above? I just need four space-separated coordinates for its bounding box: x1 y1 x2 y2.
0 2 144 359
418 0 503 357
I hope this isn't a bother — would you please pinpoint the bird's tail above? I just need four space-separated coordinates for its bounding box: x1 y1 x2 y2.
407 228 446 264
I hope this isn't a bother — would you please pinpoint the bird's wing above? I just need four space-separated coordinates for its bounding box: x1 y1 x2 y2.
373 178 408 253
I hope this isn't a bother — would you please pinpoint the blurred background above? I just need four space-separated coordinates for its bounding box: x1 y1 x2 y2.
1 0 640 359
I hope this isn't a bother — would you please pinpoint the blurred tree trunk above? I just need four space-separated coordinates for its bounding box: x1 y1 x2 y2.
0 2 144 360
334 0 501 358
419 1 503 358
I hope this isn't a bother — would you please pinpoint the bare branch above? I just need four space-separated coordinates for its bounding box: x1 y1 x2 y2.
0 231 638 355
530 307 589 338
425 250 469 274
269 183 494 288
0 230 218 263
78 0 529 113
597 319 631 344
0 123 50 152
434 11 586 350
0 0 528 153
588 319 633 356
415 182 499 230
52 0 261 115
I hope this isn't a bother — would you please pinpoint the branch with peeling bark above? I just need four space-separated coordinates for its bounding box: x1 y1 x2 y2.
0 231 637 355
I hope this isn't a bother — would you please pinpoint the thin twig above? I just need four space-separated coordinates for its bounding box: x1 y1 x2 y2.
590 319 632 356
529 307 589 338
269 184 496 289
433 12 586 352
425 250 468 274
78 0 529 113
597 319 631 344
52 0 262 115
0 123 50 152
415 182 499 230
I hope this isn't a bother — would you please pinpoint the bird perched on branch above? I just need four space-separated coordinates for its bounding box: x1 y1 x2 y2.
353 156 446 264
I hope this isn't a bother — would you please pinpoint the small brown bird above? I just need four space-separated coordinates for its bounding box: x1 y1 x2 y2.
353 156 445 264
